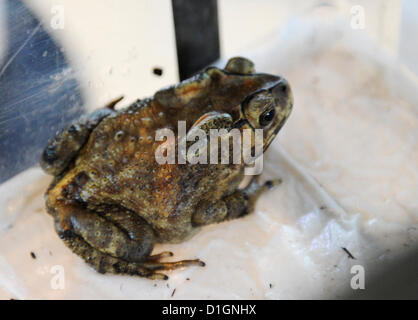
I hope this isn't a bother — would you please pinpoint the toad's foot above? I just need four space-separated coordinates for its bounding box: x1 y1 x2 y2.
60 231 204 280
251 176 282 192
141 252 205 272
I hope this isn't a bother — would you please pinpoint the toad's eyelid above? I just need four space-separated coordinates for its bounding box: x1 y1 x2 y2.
264 101 275 111
240 89 269 108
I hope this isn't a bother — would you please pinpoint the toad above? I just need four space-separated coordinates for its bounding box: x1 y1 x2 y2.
40 57 293 279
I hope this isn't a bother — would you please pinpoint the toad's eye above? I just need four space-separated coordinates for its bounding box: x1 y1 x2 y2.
259 108 275 126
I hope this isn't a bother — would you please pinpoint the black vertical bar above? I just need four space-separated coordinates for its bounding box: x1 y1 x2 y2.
171 0 220 80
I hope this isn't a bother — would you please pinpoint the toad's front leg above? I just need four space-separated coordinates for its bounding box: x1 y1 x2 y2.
49 201 204 279
193 177 281 226
223 177 281 220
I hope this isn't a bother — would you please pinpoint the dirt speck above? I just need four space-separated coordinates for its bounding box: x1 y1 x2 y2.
153 67 163 76
341 247 356 259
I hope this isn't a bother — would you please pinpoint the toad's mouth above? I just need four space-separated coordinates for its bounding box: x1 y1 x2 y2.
263 110 292 152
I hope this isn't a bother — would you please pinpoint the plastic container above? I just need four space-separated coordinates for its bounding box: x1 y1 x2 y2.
0 0 417 299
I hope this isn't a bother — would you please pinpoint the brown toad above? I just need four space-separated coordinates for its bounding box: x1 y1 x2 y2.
40 57 293 279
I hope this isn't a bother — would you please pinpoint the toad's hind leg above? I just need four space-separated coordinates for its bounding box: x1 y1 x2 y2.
52 202 203 279
59 230 168 280
102 209 205 272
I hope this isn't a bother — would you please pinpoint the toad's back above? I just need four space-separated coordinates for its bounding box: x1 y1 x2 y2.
59 100 199 242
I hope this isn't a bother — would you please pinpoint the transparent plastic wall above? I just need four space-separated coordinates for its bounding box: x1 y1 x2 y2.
220 0 417 75
1 0 417 182
0 0 417 299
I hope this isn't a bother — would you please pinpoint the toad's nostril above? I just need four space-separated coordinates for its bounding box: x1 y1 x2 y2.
280 83 287 93
272 79 289 98
278 80 288 93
